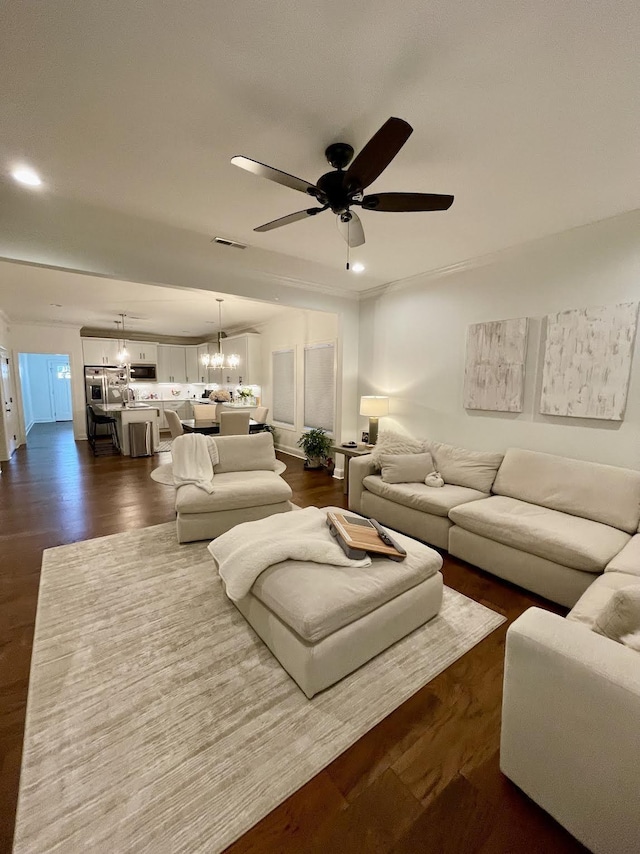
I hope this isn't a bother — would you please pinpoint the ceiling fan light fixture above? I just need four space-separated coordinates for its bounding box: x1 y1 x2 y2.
351 262 365 273
11 164 43 187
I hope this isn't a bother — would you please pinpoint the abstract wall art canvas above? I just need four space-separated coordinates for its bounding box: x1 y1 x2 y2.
463 317 529 412
540 302 639 420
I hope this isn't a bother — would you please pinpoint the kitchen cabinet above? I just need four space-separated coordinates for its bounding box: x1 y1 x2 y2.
196 345 209 383
220 334 261 386
184 346 200 384
125 340 158 364
157 345 187 383
82 337 121 366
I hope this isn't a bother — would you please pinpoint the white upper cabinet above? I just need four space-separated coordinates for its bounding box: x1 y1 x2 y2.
221 334 261 386
157 345 187 383
82 337 121 366
125 341 158 364
184 346 200 384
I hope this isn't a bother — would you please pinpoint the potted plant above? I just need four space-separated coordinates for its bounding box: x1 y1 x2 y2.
297 428 332 470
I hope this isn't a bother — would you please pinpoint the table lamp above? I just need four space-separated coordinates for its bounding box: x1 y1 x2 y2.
359 396 389 445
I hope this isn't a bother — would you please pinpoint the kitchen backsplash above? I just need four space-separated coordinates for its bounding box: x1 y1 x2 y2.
132 382 261 402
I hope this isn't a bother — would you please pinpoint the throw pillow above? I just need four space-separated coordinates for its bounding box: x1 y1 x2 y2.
593 584 640 652
380 452 435 484
371 430 426 469
430 441 504 493
425 471 445 488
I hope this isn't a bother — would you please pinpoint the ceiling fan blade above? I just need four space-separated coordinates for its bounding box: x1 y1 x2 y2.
344 117 413 191
361 192 454 212
231 155 317 196
254 207 325 232
336 212 365 247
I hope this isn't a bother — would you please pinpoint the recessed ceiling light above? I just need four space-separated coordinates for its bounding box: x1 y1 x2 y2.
11 165 43 187
351 262 365 273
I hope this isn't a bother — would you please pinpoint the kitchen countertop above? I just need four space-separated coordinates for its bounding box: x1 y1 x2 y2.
95 403 161 412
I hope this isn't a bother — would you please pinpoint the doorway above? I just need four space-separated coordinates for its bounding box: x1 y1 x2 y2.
18 353 73 437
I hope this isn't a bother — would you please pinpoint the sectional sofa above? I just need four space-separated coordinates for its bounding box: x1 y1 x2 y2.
349 444 640 608
349 439 640 853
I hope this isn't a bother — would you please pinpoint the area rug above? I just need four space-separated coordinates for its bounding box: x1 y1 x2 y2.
14 523 505 854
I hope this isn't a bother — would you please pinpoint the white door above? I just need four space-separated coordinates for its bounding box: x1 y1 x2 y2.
1 352 19 456
48 360 73 421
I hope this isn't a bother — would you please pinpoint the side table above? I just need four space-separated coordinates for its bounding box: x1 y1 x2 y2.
330 445 371 495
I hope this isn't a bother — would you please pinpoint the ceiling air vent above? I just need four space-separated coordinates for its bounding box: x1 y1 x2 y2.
212 236 247 249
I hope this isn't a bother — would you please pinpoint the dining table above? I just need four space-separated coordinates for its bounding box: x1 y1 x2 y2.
180 419 265 435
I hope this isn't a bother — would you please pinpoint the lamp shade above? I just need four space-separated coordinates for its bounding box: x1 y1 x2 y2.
359 396 389 417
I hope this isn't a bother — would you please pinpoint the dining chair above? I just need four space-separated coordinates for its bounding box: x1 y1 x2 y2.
219 411 250 435
252 406 269 424
192 403 214 420
165 409 185 439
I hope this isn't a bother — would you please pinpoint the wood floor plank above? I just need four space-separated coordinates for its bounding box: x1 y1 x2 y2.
223 771 347 854
0 423 588 853
307 768 424 854
390 773 495 854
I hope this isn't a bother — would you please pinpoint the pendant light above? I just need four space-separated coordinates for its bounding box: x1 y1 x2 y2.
201 299 239 372
117 313 129 365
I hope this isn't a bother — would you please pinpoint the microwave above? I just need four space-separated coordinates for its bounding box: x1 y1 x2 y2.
129 363 157 381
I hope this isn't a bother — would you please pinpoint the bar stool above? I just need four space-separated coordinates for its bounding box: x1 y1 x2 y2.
86 405 121 456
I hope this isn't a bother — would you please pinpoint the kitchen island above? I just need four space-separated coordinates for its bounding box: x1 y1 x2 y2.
93 403 161 456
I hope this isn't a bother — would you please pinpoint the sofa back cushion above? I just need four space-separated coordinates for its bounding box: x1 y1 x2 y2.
213 432 277 474
371 430 426 469
428 442 503 494
493 448 640 534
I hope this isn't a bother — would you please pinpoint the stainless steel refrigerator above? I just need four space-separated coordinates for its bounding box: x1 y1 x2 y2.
84 366 130 406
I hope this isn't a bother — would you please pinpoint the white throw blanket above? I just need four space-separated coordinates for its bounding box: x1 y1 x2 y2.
172 434 219 493
208 507 372 601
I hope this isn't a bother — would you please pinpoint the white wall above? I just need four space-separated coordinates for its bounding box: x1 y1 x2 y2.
10 323 86 442
18 352 34 432
259 309 340 457
359 210 640 469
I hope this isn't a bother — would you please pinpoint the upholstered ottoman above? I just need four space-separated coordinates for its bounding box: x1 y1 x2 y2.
225 508 443 698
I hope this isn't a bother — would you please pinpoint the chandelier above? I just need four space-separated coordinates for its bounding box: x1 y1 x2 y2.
201 299 240 372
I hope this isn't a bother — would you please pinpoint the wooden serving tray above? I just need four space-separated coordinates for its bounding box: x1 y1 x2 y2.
327 512 406 559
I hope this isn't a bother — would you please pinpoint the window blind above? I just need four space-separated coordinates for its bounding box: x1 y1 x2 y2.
304 343 335 433
272 349 295 426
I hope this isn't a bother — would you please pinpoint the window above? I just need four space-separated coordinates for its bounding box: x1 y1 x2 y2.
56 364 71 380
304 343 335 433
272 349 295 426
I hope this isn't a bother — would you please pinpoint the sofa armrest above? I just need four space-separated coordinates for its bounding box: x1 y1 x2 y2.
501 607 640 854
348 453 377 513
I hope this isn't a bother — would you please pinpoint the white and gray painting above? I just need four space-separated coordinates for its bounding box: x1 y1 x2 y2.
540 302 639 420
464 317 528 412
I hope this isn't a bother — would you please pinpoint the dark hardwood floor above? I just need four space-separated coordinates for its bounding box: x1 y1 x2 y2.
0 423 588 853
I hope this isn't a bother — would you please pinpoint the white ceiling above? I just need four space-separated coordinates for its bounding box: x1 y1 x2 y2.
0 260 298 336
0 0 639 293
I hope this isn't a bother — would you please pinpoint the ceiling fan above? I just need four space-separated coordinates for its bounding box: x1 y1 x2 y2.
231 117 453 250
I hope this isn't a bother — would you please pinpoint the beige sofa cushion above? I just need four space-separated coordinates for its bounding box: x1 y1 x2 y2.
605 534 640 577
176 470 292 514
213 432 277 474
493 448 640 534
251 528 442 643
569 572 640 629
364 474 487 518
449 496 630 573
428 442 504 493
371 431 426 468
380 452 435 484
